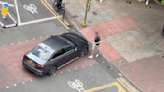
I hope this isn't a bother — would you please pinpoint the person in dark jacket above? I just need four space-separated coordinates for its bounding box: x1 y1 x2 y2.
88 32 100 59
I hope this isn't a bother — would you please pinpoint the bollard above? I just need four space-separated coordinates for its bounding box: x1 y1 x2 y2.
126 0 131 4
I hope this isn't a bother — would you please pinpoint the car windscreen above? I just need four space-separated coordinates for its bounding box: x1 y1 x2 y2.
31 46 51 61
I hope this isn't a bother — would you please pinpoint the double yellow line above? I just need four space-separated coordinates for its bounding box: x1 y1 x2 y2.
117 78 138 92
40 0 70 30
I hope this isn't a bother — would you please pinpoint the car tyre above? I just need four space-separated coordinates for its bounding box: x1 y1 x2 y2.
80 47 88 57
47 66 57 76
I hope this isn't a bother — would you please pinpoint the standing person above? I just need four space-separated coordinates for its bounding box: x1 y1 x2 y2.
88 32 100 59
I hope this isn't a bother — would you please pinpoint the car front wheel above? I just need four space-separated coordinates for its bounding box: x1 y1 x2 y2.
47 66 57 76
80 47 88 57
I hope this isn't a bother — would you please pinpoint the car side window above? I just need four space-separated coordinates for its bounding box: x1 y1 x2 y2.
51 49 65 59
64 46 74 52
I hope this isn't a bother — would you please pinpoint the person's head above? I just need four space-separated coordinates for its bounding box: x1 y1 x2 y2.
95 32 99 36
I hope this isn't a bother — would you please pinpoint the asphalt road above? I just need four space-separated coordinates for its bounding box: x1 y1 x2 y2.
0 0 140 92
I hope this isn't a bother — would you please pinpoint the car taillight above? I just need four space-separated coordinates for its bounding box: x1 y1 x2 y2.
36 65 45 69
23 56 27 60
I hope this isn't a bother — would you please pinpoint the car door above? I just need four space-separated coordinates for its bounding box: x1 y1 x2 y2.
49 48 66 67
63 45 78 63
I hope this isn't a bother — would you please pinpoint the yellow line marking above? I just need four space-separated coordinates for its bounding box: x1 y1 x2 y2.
43 0 69 26
40 0 69 29
120 78 137 92
117 78 135 92
84 82 126 92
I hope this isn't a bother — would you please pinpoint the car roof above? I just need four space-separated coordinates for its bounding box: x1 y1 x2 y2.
41 35 70 52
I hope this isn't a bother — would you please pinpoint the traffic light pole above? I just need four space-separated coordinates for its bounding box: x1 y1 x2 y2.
82 0 90 27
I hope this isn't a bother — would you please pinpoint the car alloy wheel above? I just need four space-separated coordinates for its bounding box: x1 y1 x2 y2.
80 47 88 57
48 66 56 76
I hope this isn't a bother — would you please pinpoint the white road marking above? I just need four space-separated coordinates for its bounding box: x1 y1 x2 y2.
23 4 38 14
68 79 85 92
40 36 42 38
75 68 77 70
18 16 61 26
18 41 21 43
68 70 70 71
53 74 55 75
6 86 9 88
103 61 105 63
14 0 21 24
61 72 63 73
26 40 28 41
90 64 92 66
14 84 17 86
33 38 35 40
11 43 14 45
4 45 6 46
47 35 49 37
22 82 25 84
60 32 62 34
30 80 33 82
82 66 85 68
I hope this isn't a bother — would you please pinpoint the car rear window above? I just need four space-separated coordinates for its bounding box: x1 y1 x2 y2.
31 46 51 61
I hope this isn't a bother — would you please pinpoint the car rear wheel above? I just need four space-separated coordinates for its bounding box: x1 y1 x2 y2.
80 47 88 57
47 66 57 76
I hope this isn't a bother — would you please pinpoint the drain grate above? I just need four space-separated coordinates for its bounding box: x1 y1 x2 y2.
72 15 78 18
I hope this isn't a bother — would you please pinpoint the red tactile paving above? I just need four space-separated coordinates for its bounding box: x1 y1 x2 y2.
80 16 139 61
0 38 97 89
119 55 164 92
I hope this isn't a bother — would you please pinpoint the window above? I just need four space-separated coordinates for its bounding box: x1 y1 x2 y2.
31 46 51 61
52 49 65 59
64 46 74 52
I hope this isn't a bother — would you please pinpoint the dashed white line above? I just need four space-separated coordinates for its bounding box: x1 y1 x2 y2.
14 84 17 86
6 86 9 88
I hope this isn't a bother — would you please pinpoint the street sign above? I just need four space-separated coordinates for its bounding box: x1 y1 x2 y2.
1 3 9 18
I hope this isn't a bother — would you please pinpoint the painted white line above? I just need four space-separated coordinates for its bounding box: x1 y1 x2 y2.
30 80 33 82
90 64 92 66
6 86 9 88
97 63 99 64
14 84 17 86
68 70 70 71
18 41 20 43
18 16 61 26
26 40 28 41
61 72 63 73
4 45 6 46
33 38 35 40
14 0 21 24
23 4 38 14
40 36 42 38
22 82 25 84
8 13 17 24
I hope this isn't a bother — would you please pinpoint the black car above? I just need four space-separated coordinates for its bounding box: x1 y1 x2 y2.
22 32 89 76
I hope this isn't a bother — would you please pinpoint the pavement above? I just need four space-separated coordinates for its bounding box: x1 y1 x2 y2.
61 0 164 92
0 0 141 92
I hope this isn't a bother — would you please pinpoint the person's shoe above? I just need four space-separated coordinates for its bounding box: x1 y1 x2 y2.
88 55 93 59
96 54 99 57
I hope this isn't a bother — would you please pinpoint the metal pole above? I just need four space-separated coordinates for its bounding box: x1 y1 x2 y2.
82 0 89 27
